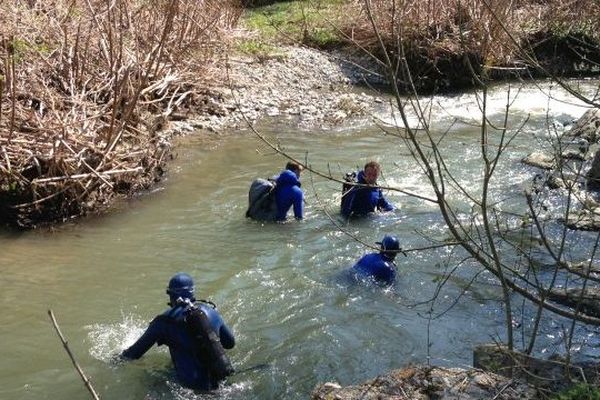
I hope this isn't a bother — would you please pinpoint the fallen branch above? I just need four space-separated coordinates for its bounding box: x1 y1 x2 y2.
47 309 101 400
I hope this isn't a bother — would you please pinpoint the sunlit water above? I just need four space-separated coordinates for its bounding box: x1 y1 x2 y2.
1 79 600 400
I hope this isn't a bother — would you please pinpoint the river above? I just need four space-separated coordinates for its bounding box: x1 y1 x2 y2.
1 80 600 399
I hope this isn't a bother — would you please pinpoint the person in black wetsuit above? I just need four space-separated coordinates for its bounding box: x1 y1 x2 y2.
121 273 235 390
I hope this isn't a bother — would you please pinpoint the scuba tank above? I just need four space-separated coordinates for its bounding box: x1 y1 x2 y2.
179 298 235 382
246 178 277 221
341 171 357 209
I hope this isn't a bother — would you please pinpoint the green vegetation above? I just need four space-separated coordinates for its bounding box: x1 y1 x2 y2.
235 38 282 60
242 0 346 48
553 384 600 400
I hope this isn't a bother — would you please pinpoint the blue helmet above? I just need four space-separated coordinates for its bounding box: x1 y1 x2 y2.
166 272 195 301
377 235 400 260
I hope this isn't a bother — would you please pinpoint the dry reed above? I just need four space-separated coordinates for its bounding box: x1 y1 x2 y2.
0 0 241 228
342 0 600 68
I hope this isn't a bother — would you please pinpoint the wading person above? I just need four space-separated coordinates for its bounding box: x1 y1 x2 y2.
275 161 304 221
121 273 235 391
246 161 304 222
341 161 394 218
352 235 401 286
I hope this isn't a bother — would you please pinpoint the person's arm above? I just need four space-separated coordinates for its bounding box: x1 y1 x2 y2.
293 188 304 220
121 317 161 360
204 305 235 349
377 189 394 212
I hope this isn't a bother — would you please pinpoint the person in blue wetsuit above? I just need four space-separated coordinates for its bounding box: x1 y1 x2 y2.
121 273 235 391
353 235 401 286
341 160 394 218
275 161 304 221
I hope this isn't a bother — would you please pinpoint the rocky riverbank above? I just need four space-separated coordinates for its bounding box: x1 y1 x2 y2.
311 366 538 400
311 344 600 399
165 43 384 136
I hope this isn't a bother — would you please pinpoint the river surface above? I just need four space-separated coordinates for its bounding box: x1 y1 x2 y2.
1 80 600 400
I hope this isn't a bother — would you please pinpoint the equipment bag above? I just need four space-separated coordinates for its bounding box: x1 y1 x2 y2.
246 178 277 221
341 171 357 210
185 304 234 382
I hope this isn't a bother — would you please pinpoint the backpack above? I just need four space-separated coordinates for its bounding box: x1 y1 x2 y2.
184 302 235 382
246 178 277 221
341 171 357 210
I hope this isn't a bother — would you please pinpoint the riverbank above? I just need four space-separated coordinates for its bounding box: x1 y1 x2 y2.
165 41 383 136
2 1 600 228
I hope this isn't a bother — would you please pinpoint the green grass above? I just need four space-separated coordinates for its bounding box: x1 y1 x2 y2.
235 38 282 60
552 384 600 400
242 0 347 48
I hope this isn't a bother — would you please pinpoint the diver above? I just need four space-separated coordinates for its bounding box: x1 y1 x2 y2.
274 161 304 221
352 235 401 286
120 273 235 391
341 160 394 218
246 161 304 222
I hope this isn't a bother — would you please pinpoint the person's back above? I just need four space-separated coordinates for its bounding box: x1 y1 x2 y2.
353 252 396 285
275 163 304 221
121 273 235 391
351 235 401 286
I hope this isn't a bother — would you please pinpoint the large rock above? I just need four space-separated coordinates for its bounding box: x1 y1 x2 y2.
567 108 600 143
587 148 600 188
522 152 555 169
548 287 600 318
564 208 600 231
311 366 537 400
474 344 600 392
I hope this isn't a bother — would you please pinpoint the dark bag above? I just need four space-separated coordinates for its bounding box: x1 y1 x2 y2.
341 171 357 210
246 178 277 221
185 303 234 382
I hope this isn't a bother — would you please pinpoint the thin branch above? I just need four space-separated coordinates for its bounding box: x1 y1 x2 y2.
48 309 100 400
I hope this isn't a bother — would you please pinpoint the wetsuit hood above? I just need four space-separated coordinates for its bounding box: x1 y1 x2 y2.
167 272 196 305
356 170 367 184
276 169 301 187
377 235 400 261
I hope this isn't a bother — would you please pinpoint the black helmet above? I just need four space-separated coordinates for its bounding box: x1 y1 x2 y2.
377 235 400 260
166 272 195 300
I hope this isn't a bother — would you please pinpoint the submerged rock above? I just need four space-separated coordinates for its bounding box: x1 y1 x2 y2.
522 152 555 170
311 365 537 400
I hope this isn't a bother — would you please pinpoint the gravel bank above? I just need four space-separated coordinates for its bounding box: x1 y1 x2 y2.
169 45 384 135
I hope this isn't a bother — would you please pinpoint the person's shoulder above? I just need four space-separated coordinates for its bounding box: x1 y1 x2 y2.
359 252 380 264
198 302 222 318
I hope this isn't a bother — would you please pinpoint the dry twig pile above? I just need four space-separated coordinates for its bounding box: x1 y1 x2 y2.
0 0 240 228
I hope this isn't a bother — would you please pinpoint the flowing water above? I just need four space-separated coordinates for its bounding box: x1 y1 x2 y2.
2 80 600 400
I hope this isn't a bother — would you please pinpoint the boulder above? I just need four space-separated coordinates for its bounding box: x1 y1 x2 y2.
522 152 555 169
564 209 600 231
548 287 600 318
474 344 600 392
587 149 600 188
566 108 600 143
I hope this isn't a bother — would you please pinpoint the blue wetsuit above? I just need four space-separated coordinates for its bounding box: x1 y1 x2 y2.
275 169 304 221
122 303 235 390
341 170 393 218
352 253 397 285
